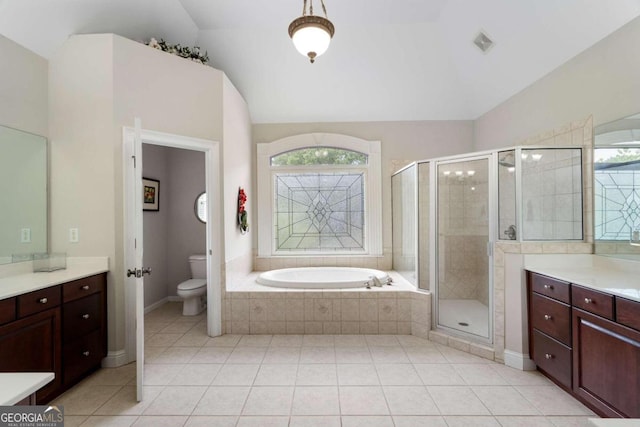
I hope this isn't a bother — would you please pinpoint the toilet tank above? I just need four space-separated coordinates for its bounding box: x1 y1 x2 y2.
189 254 207 279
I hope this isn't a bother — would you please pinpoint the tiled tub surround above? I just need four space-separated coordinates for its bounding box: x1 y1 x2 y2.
222 272 434 340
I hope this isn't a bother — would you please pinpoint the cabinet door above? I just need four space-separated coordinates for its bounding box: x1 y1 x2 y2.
0 307 61 403
573 308 640 418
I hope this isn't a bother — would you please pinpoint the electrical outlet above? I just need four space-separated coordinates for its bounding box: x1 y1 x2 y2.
20 228 31 243
69 228 79 243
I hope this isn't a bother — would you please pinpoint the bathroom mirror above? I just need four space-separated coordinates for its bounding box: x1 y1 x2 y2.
594 113 640 258
0 125 47 264
195 192 207 223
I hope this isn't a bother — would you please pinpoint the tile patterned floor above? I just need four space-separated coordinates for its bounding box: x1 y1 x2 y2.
52 302 597 427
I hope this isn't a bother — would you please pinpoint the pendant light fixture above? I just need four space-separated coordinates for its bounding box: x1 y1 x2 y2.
288 0 335 63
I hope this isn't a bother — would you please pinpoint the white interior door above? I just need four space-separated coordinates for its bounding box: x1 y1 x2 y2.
123 124 222 402
124 118 146 402
133 119 145 402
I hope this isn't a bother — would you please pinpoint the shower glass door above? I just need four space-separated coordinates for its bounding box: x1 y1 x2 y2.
436 156 492 341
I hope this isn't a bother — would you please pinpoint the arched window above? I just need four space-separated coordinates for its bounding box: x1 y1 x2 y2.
257 133 382 256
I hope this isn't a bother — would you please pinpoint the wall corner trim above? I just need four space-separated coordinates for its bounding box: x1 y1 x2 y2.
101 349 128 368
503 349 536 371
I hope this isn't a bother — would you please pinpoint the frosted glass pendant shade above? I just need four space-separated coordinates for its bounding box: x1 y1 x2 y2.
289 15 335 63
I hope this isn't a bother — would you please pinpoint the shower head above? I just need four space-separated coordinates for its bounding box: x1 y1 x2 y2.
498 152 515 168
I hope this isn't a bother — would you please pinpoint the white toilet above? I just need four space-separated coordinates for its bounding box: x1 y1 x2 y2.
176 254 207 316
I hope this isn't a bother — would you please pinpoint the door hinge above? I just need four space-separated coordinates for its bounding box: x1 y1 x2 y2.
132 155 136 168
134 238 137 249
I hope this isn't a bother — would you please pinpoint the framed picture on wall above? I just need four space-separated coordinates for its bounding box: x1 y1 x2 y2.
143 178 160 211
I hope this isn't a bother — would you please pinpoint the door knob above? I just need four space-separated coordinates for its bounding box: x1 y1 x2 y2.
127 268 140 278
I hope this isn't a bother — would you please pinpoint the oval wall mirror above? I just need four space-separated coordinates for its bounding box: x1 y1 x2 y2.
195 192 207 223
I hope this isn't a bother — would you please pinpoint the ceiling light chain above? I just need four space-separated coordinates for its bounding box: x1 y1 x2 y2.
289 0 335 63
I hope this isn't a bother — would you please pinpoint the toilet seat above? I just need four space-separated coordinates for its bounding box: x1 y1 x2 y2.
177 279 206 291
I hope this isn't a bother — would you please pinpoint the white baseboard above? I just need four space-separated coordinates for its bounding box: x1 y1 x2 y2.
101 349 129 368
504 350 537 371
144 297 168 314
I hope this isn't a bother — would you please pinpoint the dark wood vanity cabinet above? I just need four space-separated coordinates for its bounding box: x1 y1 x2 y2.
527 271 640 418
0 301 61 403
0 273 107 403
573 308 640 417
527 272 572 390
61 275 108 386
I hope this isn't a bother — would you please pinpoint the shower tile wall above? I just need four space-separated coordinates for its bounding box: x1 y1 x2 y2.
418 163 430 290
437 174 489 306
521 149 583 240
491 116 594 363
391 166 416 284
438 235 488 305
498 151 516 240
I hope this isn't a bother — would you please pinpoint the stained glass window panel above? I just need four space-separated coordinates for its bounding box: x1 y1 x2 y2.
274 172 365 252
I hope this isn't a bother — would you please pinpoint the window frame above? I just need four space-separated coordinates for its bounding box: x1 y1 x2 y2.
257 133 382 257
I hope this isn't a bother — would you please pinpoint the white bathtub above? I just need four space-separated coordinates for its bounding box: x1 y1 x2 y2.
256 267 389 289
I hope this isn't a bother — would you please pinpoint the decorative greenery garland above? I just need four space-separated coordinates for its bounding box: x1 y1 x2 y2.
146 38 210 65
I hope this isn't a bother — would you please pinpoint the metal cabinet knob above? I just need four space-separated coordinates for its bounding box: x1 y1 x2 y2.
584 298 593 304
82 351 90 357
543 284 553 290
81 285 90 290
544 314 552 320
39 297 48 304
82 314 90 319
545 353 553 359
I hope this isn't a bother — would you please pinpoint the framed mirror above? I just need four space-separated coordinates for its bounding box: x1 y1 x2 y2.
195 192 207 223
0 125 47 264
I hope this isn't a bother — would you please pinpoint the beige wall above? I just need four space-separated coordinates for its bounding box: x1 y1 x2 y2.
475 16 640 151
222 75 253 286
0 35 48 136
49 34 227 353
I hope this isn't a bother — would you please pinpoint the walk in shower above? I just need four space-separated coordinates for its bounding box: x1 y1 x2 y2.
392 146 583 343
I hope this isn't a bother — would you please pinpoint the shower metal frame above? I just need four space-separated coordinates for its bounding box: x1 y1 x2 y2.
391 144 584 345
430 152 496 344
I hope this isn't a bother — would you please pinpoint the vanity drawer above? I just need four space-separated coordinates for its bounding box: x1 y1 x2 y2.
17 286 61 318
533 329 572 389
63 274 105 303
531 293 571 345
63 293 101 342
0 298 16 325
63 329 103 385
572 286 614 320
616 297 640 331
529 272 570 303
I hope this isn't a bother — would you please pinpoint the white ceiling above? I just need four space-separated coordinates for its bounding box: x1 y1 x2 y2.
1 0 640 123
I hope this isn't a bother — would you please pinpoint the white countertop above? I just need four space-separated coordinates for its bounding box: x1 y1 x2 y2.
588 419 640 426
0 372 54 405
524 254 640 302
0 257 109 300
